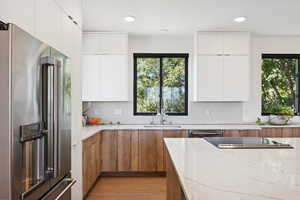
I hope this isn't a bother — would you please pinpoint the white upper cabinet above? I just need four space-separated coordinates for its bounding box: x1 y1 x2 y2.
82 33 128 55
60 13 80 57
223 55 249 101
82 55 102 101
0 0 81 54
195 56 223 101
81 55 128 101
81 32 129 101
54 0 82 27
194 31 250 102
196 32 223 55
223 32 250 55
36 0 62 49
197 32 250 55
0 0 35 35
72 0 82 26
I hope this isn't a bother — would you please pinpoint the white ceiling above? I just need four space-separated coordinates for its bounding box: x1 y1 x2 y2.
83 0 300 36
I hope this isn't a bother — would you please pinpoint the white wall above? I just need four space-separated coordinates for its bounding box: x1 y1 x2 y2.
83 34 244 124
243 35 300 122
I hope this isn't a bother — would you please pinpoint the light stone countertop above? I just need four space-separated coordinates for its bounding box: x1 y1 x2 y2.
164 138 300 200
81 124 262 141
259 124 300 128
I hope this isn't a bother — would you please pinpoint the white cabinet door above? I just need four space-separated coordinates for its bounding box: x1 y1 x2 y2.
81 55 102 101
82 34 101 54
223 56 249 101
36 0 62 49
54 0 72 14
82 33 128 54
82 55 128 101
98 55 128 101
197 32 223 55
61 14 80 57
55 0 82 27
223 32 249 55
72 0 82 27
196 56 223 101
0 0 35 35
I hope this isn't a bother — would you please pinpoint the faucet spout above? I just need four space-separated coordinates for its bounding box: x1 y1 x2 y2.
159 108 167 125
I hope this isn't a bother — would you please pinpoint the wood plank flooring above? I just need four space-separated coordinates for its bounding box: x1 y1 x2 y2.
86 177 166 200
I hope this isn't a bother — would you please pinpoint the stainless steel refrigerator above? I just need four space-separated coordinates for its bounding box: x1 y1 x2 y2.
0 23 75 200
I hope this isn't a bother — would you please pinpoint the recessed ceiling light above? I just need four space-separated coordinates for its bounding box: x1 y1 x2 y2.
124 16 136 22
234 16 247 23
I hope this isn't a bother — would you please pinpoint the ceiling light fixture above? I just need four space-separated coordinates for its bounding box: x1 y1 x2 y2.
234 16 247 23
124 16 136 22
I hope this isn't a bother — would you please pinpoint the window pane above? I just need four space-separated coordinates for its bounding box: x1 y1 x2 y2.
262 58 297 114
136 58 160 113
162 57 186 113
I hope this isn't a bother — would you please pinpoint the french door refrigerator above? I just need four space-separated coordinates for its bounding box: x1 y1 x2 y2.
0 23 75 200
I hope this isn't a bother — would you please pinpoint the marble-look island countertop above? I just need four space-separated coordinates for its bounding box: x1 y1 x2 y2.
81 124 261 141
164 138 300 200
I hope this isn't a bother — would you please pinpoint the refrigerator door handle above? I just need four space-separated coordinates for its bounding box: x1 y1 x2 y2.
54 178 76 200
40 178 76 200
53 58 59 179
41 57 56 179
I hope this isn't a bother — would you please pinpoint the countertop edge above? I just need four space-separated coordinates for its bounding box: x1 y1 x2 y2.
80 124 262 141
80 124 300 141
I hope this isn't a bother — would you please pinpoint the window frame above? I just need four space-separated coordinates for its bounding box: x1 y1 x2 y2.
261 54 300 116
133 53 189 116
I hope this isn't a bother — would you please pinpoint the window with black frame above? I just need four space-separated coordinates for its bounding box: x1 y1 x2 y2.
262 54 300 115
134 53 188 116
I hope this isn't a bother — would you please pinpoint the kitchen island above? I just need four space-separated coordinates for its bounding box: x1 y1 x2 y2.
164 138 300 200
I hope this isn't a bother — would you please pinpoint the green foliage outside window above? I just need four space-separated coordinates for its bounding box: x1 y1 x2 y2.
163 58 186 113
262 58 297 115
136 56 187 114
136 58 160 113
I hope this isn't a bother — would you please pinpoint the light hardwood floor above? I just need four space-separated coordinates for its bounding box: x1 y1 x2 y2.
86 177 166 200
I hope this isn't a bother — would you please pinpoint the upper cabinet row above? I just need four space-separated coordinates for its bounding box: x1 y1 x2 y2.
193 32 250 102
54 0 82 27
196 32 249 55
82 33 128 55
0 0 82 56
81 33 129 102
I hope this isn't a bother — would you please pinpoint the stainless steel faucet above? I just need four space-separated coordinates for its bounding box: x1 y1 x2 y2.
157 108 167 125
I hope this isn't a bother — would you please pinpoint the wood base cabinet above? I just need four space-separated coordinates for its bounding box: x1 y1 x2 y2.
262 127 300 138
166 150 186 200
223 130 260 137
117 130 139 171
138 130 188 172
82 133 101 197
138 130 164 172
100 130 188 173
101 130 118 172
224 128 300 138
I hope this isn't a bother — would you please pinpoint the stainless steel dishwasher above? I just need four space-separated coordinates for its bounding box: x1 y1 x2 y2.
188 130 223 138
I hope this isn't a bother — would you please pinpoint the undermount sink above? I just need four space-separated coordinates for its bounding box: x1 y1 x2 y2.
143 125 182 128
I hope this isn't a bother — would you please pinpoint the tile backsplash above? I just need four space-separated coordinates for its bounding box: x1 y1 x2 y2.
82 101 244 124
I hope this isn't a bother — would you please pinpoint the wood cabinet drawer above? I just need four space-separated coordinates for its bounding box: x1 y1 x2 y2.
223 130 260 137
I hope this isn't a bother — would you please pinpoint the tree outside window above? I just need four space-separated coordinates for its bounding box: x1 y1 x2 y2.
262 54 300 115
134 54 188 116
